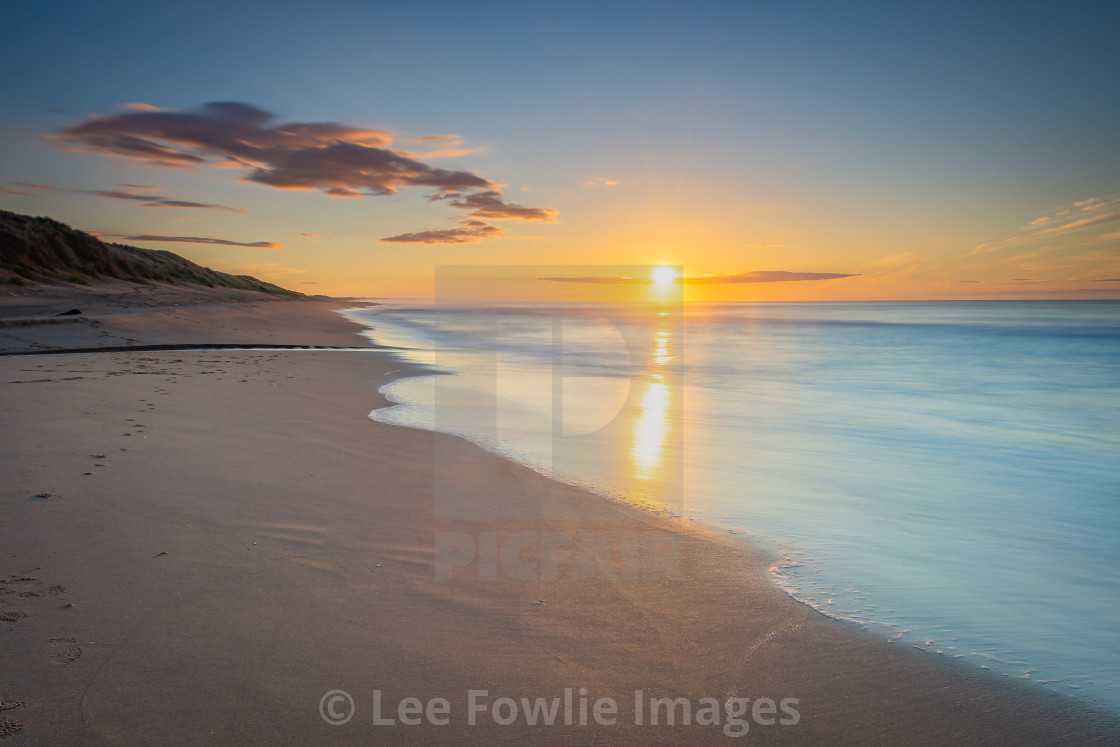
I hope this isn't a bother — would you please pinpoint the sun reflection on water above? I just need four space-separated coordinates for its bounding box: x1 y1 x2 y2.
630 318 676 481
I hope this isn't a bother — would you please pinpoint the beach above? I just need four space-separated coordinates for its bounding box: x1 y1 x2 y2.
1 284 1118 745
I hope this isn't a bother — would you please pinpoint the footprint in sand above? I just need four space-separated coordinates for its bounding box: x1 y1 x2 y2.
0 611 27 623
0 698 24 738
0 697 24 713
0 716 25 739
49 637 82 665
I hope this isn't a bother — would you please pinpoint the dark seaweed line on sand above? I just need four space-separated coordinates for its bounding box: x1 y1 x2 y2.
0 343 401 357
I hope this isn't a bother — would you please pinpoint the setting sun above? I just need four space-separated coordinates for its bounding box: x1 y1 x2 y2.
653 266 676 287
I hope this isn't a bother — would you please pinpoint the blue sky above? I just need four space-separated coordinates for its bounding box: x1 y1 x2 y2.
2 0 1118 298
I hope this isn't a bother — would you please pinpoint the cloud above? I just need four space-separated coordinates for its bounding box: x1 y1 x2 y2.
9 181 245 212
0 186 36 196
430 190 558 222
144 199 243 211
397 135 484 159
121 102 161 111
54 101 492 196
967 195 1120 258
1015 195 1120 239
744 243 785 248
233 262 306 278
869 252 919 267
1092 278 1120 282
380 220 505 244
403 134 460 142
539 276 643 284
1056 211 1120 233
52 101 557 236
585 177 618 186
97 232 283 248
540 270 859 284
1004 250 1046 263
80 189 247 211
685 271 859 284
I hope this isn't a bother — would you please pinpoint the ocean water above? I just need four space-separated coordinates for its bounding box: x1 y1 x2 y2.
343 301 1120 712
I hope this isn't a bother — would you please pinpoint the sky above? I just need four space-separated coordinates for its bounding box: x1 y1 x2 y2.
2 0 1119 300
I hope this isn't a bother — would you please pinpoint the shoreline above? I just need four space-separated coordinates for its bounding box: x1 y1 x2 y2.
353 298 1120 714
1 284 1118 743
343 302 1120 726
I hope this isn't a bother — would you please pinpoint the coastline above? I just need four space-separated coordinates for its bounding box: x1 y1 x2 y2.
1 285 1118 744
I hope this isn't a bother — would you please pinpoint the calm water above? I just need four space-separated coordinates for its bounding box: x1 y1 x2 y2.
344 301 1120 712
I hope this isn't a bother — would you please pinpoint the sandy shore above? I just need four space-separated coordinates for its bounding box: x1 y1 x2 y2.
1 283 1117 744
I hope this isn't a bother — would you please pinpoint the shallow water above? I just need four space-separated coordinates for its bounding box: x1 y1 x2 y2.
344 301 1120 713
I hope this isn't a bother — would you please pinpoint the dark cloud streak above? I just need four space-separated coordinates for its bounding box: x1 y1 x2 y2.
6 182 245 212
540 271 860 284
431 190 558 222
380 220 505 245
685 271 860 284
99 233 283 248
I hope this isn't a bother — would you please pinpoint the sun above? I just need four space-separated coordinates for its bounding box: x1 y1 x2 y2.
652 266 676 287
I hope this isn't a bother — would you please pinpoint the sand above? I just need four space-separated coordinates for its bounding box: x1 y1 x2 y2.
1 282 1117 745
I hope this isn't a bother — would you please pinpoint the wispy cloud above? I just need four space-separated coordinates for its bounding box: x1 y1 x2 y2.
429 190 558 222
81 189 246 212
9 182 246 212
869 252 919 267
540 276 645 284
231 262 306 278
585 177 618 186
540 270 859 284
973 194 1120 256
397 134 484 159
95 232 283 248
684 271 859 284
380 220 505 244
0 186 37 196
51 101 557 235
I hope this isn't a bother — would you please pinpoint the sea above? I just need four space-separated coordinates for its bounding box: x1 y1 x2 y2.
342 301 1120 713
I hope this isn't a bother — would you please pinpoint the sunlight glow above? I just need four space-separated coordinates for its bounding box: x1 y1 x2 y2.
652 265 676 287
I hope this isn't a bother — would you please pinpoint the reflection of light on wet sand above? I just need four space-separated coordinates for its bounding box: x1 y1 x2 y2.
631 381 670 480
